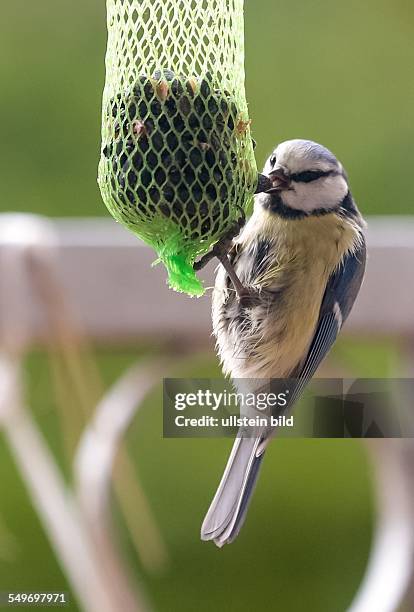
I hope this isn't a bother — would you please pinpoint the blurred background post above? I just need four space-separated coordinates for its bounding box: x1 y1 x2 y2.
0 1 414 611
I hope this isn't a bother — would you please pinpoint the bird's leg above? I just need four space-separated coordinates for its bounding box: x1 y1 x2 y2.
193 249 217 271
193 240 245 296
193 214 256 302
216 251 247 298
214 245 254 302
194 211 246 272
193 234 235 271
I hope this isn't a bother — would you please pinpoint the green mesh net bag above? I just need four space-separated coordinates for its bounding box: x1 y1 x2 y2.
98 0 257 296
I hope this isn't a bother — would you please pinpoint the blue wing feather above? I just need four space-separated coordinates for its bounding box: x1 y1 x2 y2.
291 236 366 403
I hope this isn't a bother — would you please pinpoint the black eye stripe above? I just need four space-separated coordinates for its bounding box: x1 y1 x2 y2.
290 170 334 183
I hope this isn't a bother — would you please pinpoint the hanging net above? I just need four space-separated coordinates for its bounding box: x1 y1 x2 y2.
98 0 257 296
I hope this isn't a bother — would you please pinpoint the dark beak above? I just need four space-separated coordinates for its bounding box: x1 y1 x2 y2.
254 173 273 194
266 167 291 192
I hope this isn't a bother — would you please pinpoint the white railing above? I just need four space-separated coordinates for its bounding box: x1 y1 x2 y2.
1 215 413 343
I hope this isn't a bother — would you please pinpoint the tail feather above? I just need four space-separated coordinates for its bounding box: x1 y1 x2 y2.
201 436 265 546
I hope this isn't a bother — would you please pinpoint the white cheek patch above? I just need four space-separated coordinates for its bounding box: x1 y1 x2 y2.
282 175 348 212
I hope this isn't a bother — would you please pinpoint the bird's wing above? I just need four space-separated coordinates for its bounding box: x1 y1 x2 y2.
289 235 366 407
257 236 366 455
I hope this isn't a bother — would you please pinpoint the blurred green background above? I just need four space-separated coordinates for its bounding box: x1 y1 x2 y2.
0 0 412 610
1 0 413 217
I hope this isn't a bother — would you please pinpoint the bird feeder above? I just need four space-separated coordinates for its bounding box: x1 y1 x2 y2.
98 0 257 296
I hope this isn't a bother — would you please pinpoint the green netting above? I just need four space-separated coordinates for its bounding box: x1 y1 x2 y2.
98 0 257 296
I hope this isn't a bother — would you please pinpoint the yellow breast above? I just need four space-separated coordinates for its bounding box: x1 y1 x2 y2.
213 210 363 379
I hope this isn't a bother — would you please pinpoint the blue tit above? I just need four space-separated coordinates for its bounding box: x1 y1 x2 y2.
201 139 366 547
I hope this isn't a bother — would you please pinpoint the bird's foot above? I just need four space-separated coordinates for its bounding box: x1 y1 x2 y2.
193 218 245 271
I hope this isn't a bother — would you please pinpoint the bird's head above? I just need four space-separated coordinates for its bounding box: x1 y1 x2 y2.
258 139 351 218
